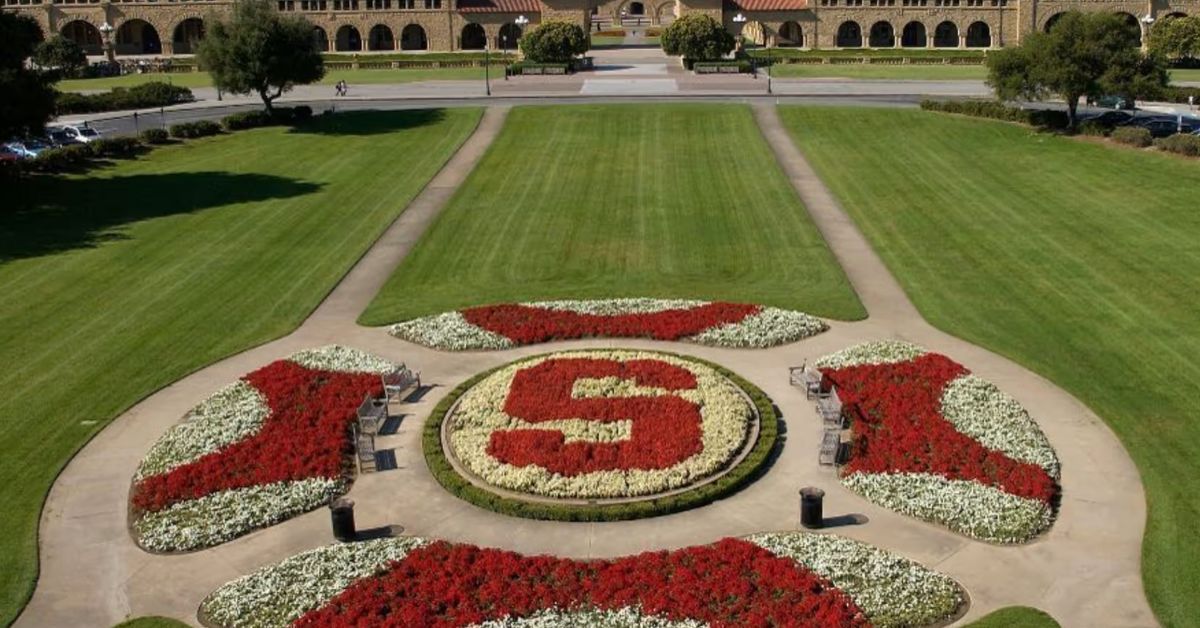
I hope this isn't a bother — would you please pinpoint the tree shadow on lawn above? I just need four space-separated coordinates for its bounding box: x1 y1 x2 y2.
290 109 447 136
0 171 321 262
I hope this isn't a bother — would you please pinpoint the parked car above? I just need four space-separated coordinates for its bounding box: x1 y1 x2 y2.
1080 110 1135 127
1134 116 1200 137
0 144 20 162
45 128 82 147
1093 95 1134 110
60 124 102 143
3 139 51 158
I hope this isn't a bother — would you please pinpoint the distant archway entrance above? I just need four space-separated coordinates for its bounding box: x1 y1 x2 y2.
368 24 394 51
401 24 427 51
116 20 161 55
836 21 862 47
778 21 803 47
61 20 103 55
461 23 486 50
172 18 205 55
965 21 991 47
901 21 926 47
933 21 958 47
336 25 362 51
869 21 895 47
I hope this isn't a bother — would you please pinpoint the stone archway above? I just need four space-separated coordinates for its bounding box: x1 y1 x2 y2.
965 21 990 48
368 24 394 51
60 20 103 56
498 23 522 50
933 21 958 48
836 21 862 48
401 24 428 51
116 20 162 55
655 0 677 26
778 21 803 47
901 21 926 47
869 21 895 47
336 24 362 51
1043 12 1065 33
461 23 486 50
172 18 205 55
313 26 330 52
742 20 768 47
1114 11 1142 44
628 1 645 15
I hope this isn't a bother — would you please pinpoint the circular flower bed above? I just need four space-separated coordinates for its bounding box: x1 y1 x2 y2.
427 350 777 520
130 346 398 552
389 298 827 350
199 532 964 628
816 341 1061 543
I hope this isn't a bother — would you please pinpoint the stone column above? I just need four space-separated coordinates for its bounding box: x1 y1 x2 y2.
958 33 965 48
894 33 902 47
926 33 933 47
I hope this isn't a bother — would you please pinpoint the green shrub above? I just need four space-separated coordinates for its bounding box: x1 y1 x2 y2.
221 110 275 131
27 143 93 172
89 136 144 158
1154 133 1200 156
661 13 735 62
920 99 1069 129
56 82 195 115
1111 126 1154 147
1077 120 1112 137
519 20 588 63
168 120 222 139
272 105 313 123
139 128 170 144
422 351 780 522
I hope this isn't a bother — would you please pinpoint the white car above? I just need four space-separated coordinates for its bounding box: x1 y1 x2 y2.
59 124 102 143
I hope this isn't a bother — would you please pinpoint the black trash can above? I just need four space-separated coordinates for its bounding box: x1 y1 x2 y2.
330 497 356 542
800 487 825 529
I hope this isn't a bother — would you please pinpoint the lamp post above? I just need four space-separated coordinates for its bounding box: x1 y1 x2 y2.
484 42 491 96
99 22 116 65
501 34 508 80
732 13 748 77
1140 14 1155 51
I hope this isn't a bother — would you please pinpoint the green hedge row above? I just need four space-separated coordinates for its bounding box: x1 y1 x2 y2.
21 137 145 173
920 99 1070 129
56 82 195 115
1154 133 1200 156
422 351 781 522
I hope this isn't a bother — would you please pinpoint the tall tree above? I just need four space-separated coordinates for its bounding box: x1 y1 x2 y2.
519 21 588 63
33 36 87 78
1149 15 1200 61
660 14 735 62
987 11 1167 128
0 13 57 140
197 0 324 113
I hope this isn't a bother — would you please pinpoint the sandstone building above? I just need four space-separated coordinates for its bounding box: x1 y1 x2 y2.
3 0 1196 55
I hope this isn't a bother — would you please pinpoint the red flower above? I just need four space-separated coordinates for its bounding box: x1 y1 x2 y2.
462 302 761 345
294 538 870 628
488 358 703 475
132 361 380 512
822 354 1057 503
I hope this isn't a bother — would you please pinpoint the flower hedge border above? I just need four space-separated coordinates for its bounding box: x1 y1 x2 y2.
424 350 780 521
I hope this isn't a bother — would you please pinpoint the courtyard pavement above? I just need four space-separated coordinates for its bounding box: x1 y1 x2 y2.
18 104 1155 627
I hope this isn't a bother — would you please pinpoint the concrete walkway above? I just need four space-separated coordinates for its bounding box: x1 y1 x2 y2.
18 104 1155 627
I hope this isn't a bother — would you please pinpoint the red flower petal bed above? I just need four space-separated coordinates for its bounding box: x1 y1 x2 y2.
488 357 704 475
822 353 1056 503
133 360 381 513
462 302 761 345
294 538 869 628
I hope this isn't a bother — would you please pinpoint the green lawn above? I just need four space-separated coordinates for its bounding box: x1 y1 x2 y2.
360 104 865 325
1170 68 1200 83
56 67 489 92
965 607 1060 628
780 106 1200 628
0 108 481 626
770 63 987 80
112 617 190 628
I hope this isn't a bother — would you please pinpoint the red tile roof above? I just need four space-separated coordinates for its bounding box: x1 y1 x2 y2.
726 0 809 11
457 0 541 13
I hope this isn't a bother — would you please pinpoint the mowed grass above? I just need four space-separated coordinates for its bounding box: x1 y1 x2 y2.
780 106 1200 627
0 108 481 626
360 104 865 325
770 63 988 81
965 607 1060 628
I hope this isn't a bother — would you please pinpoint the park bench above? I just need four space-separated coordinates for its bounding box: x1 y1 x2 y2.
816 385 843 424
818 429 841 466
382 367 420 404
356 393 387 435
354 423 377 474
789 363 826 400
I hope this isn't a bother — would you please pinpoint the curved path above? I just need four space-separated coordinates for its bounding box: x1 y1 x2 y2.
18 104 1154 627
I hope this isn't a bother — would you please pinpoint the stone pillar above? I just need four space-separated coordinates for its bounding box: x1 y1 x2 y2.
926 33 934 47
894 33 902 47
162 40 175 55
959 33 966 48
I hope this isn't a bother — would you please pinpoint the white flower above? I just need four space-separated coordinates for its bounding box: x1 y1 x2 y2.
135 478 343 552
474 608 706 627
940 375 1061 479
390 311 515 350
525 298 707 315
814 340 926 370
687 307 827 348
135 381 269 481
447 350 754 500
288 345 399 374
201 537 428 628
748 532 962 628
842 471 1054 543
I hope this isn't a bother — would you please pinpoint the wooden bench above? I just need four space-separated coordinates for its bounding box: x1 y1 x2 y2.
816 385 843 425
819 429 841 466
354 424 377 474
382 367 420 404
789 364 826 400
356 394 386 435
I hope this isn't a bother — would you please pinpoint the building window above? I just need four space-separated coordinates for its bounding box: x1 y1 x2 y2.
423 0 440 8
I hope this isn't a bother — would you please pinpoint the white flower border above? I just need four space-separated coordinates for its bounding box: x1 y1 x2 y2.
133 345 399 552
447 350 754 500
815 341 1060 543
200 537 428 628
747 532 963 628
201 532 963 628
388 299 827 350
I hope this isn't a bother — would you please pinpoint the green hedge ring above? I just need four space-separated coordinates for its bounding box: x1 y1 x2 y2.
422 350 780 521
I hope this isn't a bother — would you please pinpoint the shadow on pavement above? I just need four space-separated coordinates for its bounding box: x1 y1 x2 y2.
291 108 447 136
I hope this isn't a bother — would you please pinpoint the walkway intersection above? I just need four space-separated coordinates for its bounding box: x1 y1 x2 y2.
19 103 1155 628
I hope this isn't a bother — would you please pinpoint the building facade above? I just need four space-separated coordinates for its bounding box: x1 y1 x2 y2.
3 0 1198 55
